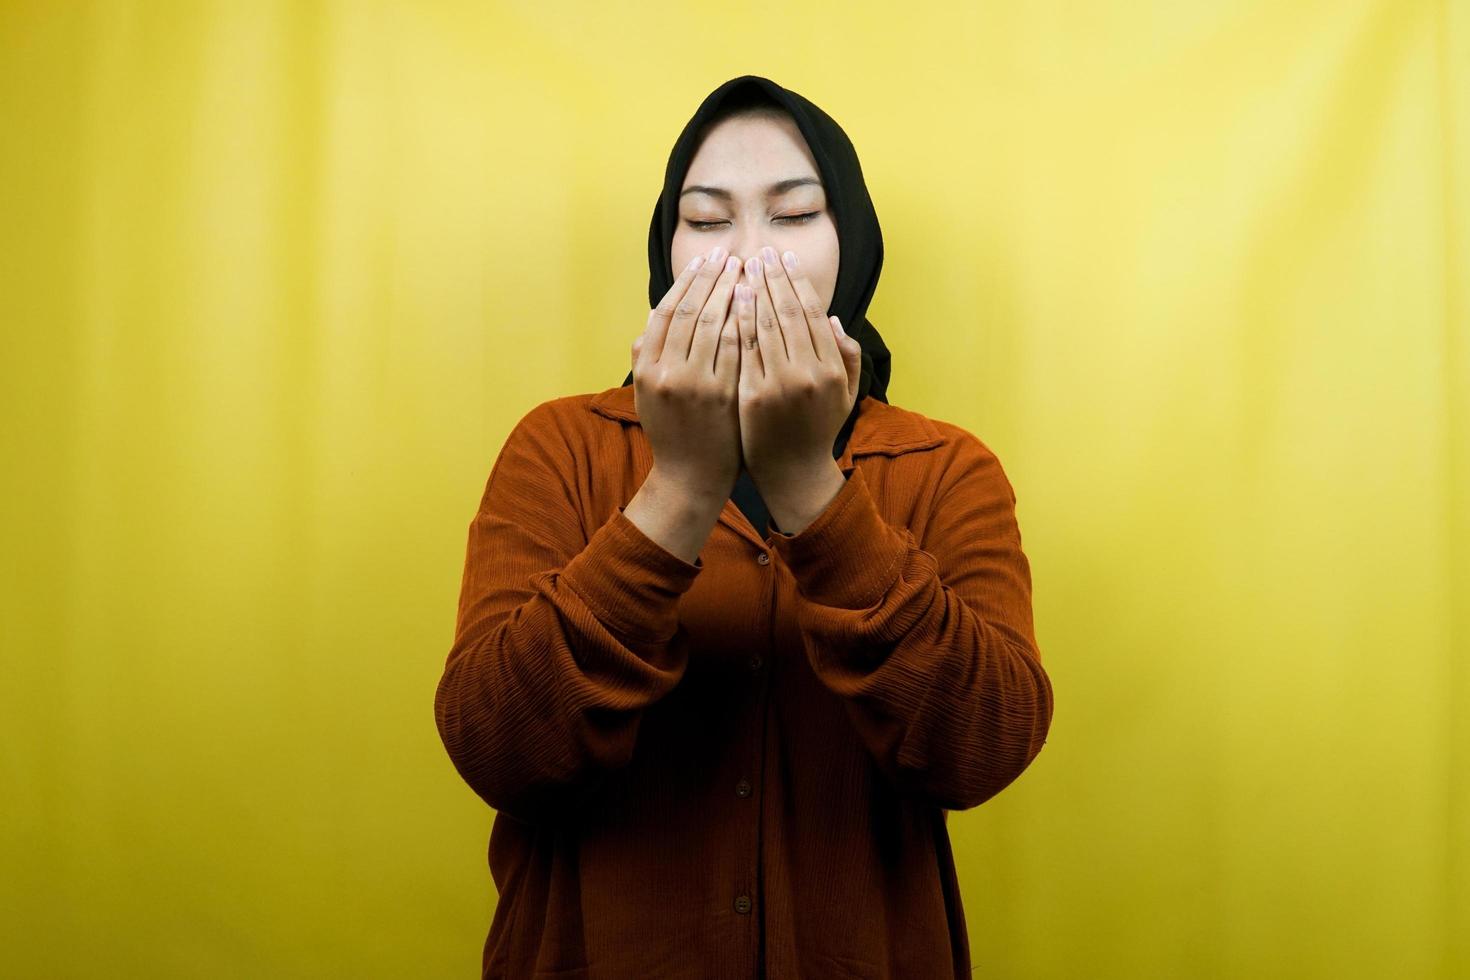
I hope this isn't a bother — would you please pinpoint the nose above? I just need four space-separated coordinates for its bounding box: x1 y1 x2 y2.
731 232 767 283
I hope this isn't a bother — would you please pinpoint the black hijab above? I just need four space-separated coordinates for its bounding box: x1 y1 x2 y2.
620 74 891 536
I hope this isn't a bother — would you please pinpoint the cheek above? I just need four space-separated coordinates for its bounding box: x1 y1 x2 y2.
805 222 839 281
670 227 697 273
673 227 711 274
805 229 839 303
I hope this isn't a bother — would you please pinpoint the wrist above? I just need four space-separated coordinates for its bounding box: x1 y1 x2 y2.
644 464 731 515
757 458 847 536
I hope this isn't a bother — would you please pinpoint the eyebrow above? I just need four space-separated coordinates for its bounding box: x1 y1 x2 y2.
679 176 823 201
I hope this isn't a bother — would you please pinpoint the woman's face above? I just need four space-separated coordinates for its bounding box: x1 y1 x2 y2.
672 113 839 314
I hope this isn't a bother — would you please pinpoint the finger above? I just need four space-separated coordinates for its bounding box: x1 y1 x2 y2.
780 249 841 367
734 282 763 391
663 247 728 363
689 253 743 367
643 252 707 369
746 254 788 370
760 246 816 369
631 332 645 376
714 294 741 385
831 316 862 405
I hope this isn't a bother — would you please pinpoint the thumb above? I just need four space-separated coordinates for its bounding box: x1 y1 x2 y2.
831 317 862 404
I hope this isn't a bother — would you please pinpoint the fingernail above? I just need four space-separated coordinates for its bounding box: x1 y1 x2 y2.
762 246 778 265
725 255 740 273
782 250 798 270
748 256 762 277
709 245 726 264
687 255 705 272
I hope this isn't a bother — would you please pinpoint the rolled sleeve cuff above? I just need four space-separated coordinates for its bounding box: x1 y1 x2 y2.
768 465 908 609
559 506 703 644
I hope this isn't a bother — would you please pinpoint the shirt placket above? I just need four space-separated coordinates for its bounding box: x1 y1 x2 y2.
715 505 779 976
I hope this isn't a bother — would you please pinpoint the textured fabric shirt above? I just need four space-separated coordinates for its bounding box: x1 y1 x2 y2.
434 383 1054 979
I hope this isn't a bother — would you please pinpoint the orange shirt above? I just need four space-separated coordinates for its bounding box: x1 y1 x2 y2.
434 383 1054 979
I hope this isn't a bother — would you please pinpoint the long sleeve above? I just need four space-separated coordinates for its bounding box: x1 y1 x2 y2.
434 402 703 824
767 433 1052 811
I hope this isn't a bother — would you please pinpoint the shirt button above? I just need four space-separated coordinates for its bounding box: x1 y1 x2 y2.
756 552 770 565
734 895 752 915
748 655 763 671
735 779 752 798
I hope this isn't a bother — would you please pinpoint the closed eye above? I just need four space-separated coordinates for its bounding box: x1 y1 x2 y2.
684 212 821 230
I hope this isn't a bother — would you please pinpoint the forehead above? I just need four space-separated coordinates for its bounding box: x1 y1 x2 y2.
680 115 824 194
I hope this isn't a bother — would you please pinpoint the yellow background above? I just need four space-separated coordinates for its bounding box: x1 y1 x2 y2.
2 1 1466 976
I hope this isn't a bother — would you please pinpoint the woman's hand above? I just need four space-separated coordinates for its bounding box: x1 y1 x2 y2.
734 247 864 499
630 246 745 501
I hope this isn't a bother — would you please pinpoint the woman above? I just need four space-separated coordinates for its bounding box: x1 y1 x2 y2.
435 74 1054 980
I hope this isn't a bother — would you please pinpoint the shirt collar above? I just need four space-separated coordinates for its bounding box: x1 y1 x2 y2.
587 384 943 460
